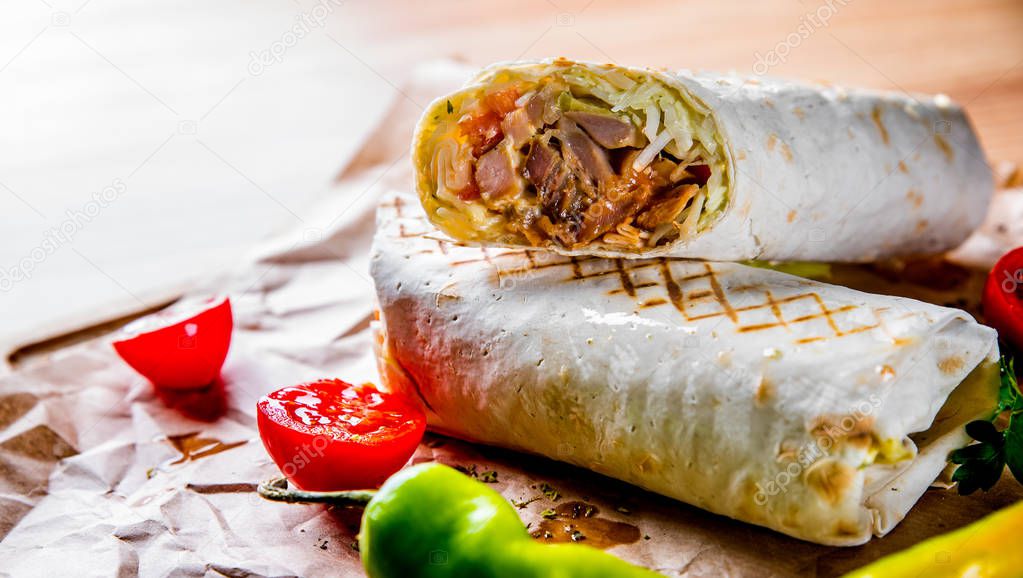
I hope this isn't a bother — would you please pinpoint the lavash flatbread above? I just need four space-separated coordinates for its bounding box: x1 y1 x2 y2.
413 60 992 262
370 191 999 545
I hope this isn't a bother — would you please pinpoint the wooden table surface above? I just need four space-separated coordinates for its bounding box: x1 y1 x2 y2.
3 0 1022 360
345 0 1023 158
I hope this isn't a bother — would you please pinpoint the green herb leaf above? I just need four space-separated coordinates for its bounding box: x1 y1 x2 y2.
950 429 1005 495
1000 357 1023 485
539 482 560 501
965 420 1001 444
997 357 1021 415
1006 410 1023 485
511 496 540 509
540 508 557 519
949 355 1022 495
446 100 454 114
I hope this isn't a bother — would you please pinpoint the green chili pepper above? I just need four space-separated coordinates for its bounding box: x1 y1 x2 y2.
259 462 661 577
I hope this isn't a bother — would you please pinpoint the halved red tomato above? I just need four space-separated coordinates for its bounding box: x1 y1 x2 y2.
983 247 1023 353
256 380 426 491
113 297 233 389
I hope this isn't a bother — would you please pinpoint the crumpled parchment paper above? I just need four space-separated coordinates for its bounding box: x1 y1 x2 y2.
1 60 1021 578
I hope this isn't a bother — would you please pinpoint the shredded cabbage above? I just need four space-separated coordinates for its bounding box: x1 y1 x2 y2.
633 130 673 171
643 104 659 141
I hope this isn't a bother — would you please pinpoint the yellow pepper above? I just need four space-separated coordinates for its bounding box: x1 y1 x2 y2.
842 500 1023 578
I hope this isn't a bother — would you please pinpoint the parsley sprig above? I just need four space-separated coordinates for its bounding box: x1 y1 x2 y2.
950 356 1023 494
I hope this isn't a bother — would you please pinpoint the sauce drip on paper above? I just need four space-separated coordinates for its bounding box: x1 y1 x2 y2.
163 432 246 466
531 501 641 549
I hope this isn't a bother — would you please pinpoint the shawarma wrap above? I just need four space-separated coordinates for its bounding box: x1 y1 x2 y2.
370 191 1000 546
412 59 993 262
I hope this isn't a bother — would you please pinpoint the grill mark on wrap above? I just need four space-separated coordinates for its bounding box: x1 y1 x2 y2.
934 134 954 162
570 257 583 279
379 195 920 346
660 258 685 313
764 290 788 329
810 293 843 334
871 105 890 146
614 259 636 297
480 247 501 285
610 281 658 295
576 261 660 280
705 262 738 322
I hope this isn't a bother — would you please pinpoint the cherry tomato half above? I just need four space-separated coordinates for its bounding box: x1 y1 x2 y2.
983 247 1023 353
113 297 233 389
257 380 426 491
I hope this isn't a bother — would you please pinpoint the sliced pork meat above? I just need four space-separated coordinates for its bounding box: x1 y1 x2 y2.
515 112 704 246
501 108 535 149
555 117 614 190
635 184 699 230
524 138 580 224
447 76 712 249
577 176 655 243
524 138 564 214
564 111 645 149
524 137 560 188
502 83 566 149
525 82 565 127
475 145 521 202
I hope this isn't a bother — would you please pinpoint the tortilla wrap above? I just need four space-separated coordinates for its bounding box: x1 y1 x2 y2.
370 191 999 546
412 59 992 262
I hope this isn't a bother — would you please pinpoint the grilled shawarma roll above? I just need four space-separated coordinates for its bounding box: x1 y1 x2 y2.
371 191 1000 545
413 59 992 261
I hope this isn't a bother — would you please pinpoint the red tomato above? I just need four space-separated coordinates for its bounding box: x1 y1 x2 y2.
459 89 519 158
483 87 520 117
256 380 426 491
455 173 481 201
687 164 712 186
458 109 503 157
983 247 1023 353
113 297 233 389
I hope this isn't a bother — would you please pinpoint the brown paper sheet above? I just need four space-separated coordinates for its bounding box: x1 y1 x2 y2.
1 60 1021 577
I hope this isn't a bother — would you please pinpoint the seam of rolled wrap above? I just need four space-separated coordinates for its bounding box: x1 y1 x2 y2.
858 319 999 539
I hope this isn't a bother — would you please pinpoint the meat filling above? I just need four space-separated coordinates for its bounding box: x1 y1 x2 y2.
450 76 716 249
